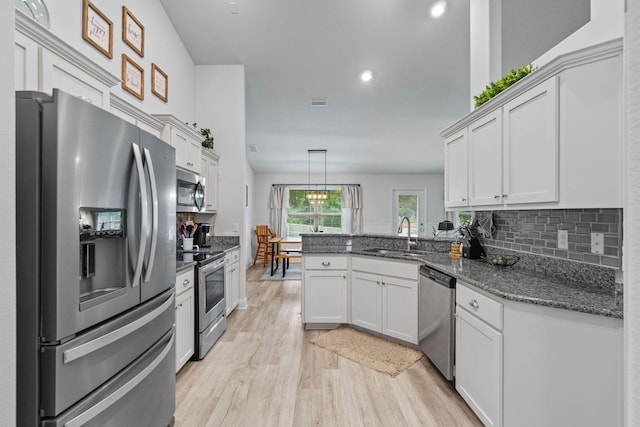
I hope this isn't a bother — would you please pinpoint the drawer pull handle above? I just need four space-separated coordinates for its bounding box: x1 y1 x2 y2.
322 261 331 267
183 279 190 286
469 299 479 309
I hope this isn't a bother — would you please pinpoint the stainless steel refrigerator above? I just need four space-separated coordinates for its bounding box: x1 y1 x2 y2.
16 89 177 426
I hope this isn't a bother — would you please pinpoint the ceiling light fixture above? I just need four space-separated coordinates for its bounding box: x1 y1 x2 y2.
431 1 447 18
306 149 329 201
360 69 373 82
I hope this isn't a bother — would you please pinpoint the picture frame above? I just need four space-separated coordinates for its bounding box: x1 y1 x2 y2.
122 54 144 100
151 64 169 102
122 6 144 57
82 0 113 59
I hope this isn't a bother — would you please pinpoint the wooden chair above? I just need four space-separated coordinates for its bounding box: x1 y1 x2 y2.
253 225 276 266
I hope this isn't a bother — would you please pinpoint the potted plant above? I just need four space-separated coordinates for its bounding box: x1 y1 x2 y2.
186 122 214 149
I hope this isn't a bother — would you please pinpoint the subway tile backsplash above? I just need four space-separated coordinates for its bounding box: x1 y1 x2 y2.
475 209 622 268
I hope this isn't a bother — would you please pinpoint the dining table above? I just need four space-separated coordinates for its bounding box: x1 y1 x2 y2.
268 237 302 277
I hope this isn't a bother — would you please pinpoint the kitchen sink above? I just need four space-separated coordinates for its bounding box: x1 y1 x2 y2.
362 248 428 259
362 248 394 255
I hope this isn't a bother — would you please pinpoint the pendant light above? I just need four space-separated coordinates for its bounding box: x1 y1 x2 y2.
306 149 329 200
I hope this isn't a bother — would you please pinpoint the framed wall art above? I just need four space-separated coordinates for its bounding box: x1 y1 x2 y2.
122 6 144 57
82 0 113 58
151 64 168 102
122 54 144 100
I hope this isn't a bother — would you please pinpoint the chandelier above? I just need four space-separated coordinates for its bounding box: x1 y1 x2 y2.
306 149 329 200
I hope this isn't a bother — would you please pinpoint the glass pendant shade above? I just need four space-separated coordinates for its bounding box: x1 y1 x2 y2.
15 0 50 29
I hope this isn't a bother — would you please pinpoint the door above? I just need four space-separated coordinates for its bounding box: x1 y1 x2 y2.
382 276 418 344
175 288 195 372
444 128 469 208
139 130 176 302
304 270 348 323
468 110 503 206
392 189 426 237
351 272 382 332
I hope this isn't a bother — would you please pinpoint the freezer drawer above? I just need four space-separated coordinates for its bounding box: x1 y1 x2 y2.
43 329 176 427
40 290 175 417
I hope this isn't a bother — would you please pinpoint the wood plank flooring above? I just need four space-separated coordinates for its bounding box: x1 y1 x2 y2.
175 265 482 427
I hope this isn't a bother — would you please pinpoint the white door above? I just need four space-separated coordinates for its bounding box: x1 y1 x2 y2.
392 189 427 237
303 271 347 323
351 272 382 332
382 276 418 344
444 128 469 208
468 110 503 206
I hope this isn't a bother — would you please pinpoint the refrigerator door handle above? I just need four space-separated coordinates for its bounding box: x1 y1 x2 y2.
132 143 148 288
62 293 173 364
142 147 158 283
63 333 175 427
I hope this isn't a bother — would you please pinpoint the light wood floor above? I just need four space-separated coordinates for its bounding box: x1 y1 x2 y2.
175 265 482 427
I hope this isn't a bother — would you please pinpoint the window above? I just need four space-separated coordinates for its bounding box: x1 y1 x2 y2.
286 189 342 237
392 189 426 237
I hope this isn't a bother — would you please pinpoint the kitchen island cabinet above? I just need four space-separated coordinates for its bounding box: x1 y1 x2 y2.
303 255 348 325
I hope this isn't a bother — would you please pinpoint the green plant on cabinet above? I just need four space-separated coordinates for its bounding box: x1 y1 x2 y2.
473 64 536 108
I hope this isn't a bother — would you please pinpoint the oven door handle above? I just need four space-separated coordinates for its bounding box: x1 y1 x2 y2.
62 294 173 364
142 147 158 283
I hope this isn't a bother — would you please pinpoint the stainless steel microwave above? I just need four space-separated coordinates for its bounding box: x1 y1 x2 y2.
176 168 205 212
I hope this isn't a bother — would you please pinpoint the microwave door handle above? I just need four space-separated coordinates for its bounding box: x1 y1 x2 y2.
143 147 158 283
195 181 204 211
63 333 175 427
132 143 147 287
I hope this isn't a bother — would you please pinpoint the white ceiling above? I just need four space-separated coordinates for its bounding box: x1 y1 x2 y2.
160 0 471 175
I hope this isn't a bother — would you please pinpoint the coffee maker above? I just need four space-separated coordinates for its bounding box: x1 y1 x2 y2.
193 223 211 247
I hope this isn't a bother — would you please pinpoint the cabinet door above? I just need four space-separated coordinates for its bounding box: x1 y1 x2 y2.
303 270 347 323
230 262 240 310
351 272 382 332
202 155 218 212
382 276 418 344
455 307 503 427
444 128 469 208
175 287 195 372
503 77 558 205
172 128 191 171
187 140 202 172
468 110 503 206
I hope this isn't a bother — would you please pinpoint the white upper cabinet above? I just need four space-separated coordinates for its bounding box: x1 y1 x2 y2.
201 150 220 213
468 110 503 206
441 39 622 211
444 129 469 208
153 115 202 173
503 77 558 205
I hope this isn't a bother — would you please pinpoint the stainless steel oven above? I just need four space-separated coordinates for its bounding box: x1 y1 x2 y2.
176 168 205 212
195 254 226 359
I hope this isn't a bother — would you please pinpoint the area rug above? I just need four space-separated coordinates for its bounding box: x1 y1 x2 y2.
309 326 424 377
260 264 302 281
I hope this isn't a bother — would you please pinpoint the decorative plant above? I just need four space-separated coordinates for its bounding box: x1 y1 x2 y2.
199 128 214 149
473 64 536 108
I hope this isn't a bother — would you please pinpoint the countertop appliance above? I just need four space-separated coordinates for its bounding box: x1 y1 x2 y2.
16 89 177 426
418 265 456 382
178 249 227 359
193 222 211 247
176 168 205 212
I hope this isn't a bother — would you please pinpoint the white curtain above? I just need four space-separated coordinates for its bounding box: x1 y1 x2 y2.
270 185 285 236
341 185 363 234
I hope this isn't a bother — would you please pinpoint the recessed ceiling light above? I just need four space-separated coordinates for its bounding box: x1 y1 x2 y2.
431 1 447 18
360 70 373 82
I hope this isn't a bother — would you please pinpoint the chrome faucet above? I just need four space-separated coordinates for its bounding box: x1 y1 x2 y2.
398 216 417 251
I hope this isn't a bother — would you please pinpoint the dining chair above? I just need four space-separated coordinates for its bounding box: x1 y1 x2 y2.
253 225 276 266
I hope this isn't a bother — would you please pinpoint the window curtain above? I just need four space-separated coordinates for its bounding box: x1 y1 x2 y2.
341 185 363 234
270 185 286 236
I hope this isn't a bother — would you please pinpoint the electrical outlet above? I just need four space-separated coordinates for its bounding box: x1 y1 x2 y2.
557 230 568 250
232 223 239 232
591 232 604 254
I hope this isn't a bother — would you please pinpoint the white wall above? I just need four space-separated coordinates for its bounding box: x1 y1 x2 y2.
44 0 196 119
625 1 640 424
242 160 255 307
2 3 16 423
252 173 445 238
194 65 247 303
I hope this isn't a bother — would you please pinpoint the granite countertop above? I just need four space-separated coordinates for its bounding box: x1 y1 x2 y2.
302 246 623 319
175 244 240 273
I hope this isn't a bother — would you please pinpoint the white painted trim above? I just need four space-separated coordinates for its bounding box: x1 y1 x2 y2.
109 94 165 134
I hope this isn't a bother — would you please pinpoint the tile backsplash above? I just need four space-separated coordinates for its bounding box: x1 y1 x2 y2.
475 209 622 268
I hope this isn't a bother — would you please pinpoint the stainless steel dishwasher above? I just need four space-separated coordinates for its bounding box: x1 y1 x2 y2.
418 265 456 381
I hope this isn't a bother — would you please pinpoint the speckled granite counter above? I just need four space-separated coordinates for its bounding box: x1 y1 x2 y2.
175 241 240 273
302 242 623 319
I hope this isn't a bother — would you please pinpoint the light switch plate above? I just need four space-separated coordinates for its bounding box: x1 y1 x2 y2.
591 232 604 254
557 230 568 250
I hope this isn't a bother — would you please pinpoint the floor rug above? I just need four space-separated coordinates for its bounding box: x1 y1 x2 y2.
260 264 302 281
309 326 424 377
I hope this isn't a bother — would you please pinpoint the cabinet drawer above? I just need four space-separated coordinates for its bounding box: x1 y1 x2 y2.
456 283 503 330
226 249 240 264
304 255 347 270
176 267 194 296
352 256 418 280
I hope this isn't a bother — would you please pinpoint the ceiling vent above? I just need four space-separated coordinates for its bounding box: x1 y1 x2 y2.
310 97 328 107
246 144 258 153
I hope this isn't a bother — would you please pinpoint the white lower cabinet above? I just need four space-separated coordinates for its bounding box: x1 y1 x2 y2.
351 257 418 344
455 283 503 427
302 255 348 324
225 249 240 315
175 268 195 373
